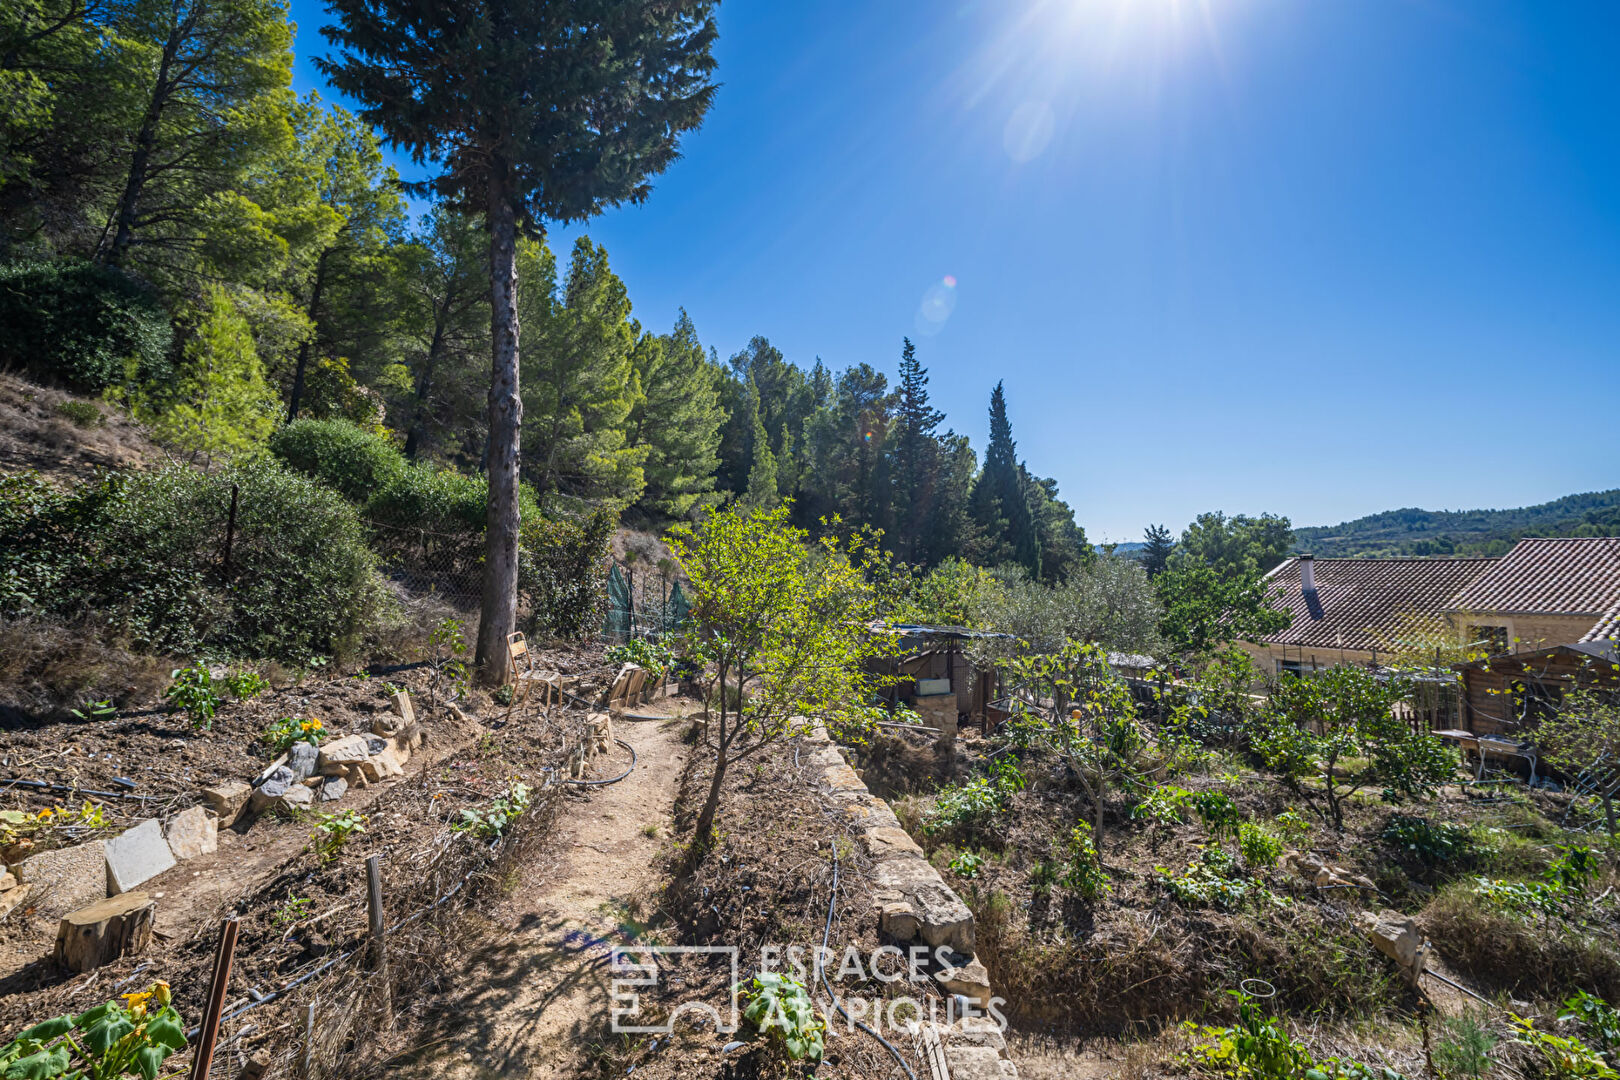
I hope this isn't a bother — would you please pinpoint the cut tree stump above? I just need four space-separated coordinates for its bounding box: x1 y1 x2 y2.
54 892 156 972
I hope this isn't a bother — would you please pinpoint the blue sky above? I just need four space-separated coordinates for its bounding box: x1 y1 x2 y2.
286 0 1619 543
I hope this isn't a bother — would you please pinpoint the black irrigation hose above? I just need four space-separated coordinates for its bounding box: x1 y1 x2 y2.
557 737 638 787
0 778 153 801
820 835 919 1080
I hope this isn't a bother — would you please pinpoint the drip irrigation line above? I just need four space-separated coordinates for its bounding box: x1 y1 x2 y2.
821 837 919 1080
556 738 638 787
0 778 154 801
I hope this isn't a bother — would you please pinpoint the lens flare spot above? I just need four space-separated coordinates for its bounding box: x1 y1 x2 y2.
1004 100 1055 163
943 275 958 288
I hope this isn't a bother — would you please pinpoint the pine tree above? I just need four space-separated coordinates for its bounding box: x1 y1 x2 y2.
628 309 726 519
101 0 296 281
319 0 719 680
969 382 1040 578
524 237 646 509
139 286 278 459
1142 524 1175 578
397 208 491 463
889 337 946 562
742 377 778 509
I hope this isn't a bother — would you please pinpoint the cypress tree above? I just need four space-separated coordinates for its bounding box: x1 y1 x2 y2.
969 382 1040 578
318 0 718 681
628 309 726 520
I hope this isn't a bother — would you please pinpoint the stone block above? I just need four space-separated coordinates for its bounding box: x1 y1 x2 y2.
316 734 370 775
935 953 993 1006
820 763 866 792
0 872 15 892
286 742 318 781
952 1016 1008 1053
944 1046 1014 1080
201 781 251 819
316 775 348 802
0 884 30 920
356 748 403 783
12 842 107 917
105 820 176 895
872 857 975 955
279 784 315 811
392 689 415 724
164 807 217 860
862 826 923 860
879 900 921 941
1356 910 1426 979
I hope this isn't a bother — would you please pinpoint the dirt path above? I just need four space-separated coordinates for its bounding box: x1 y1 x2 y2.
400 706 692 1079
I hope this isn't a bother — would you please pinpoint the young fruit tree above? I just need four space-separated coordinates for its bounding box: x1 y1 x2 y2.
670 505 894 855
1247 666 1458 831
318 0 719 683
998 638 1151 850
1535 686 1620 836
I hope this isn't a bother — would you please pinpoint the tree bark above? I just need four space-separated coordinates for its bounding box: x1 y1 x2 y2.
286 249 331 422
403 310 447 460
474 159 523 685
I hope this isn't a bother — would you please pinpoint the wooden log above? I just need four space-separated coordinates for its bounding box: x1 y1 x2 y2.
54 892 155 972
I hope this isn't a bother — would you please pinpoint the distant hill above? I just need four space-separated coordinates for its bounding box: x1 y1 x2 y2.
1295 489 1620 557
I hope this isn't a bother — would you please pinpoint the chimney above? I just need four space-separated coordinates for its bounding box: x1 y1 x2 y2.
1300 554 1316 592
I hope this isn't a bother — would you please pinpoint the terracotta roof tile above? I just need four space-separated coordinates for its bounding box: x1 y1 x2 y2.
1259 557 1496 653
1447 537 1620 616
1582 607 1620 643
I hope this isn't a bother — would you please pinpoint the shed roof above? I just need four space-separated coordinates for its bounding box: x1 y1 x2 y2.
1583 607 1620 643
1258 557 1497 653
1447 537 1620 617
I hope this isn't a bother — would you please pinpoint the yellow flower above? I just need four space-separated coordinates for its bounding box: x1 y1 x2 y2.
36 807 56 820
152 981 171 1006
122 988 154 1017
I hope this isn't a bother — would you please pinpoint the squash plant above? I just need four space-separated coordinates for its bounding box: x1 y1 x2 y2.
738 971 823 1063
0 982 188 1080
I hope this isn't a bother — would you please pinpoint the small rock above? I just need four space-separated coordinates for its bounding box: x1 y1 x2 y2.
0 872 16 892
285 742 318 781
278 785 315 812
365 736 387 754
356 748 403 783
317 776 348 802
164 807 217 860
248 767 296 814
200 780 252 819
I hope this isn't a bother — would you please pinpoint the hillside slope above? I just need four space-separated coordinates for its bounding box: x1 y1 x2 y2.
1296 489 1620 557
0 373 162 482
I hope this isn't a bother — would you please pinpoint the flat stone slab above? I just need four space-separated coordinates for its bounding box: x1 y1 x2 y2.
316 776 348 802
862 826 924 860
165 807 217 860
12 839 107 918
872 857 975 954
0 884 31 920
105 819 176 895
286 742 318 781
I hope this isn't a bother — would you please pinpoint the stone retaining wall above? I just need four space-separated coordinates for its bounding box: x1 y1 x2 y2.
799 725 1019 1080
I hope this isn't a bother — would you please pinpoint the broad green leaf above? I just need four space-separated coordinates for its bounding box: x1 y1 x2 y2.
12 1018 71 1043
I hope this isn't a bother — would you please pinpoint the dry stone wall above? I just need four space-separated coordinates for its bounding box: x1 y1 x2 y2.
799 724 1019 1080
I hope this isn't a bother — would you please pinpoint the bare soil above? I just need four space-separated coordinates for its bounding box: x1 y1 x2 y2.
0 373 160 483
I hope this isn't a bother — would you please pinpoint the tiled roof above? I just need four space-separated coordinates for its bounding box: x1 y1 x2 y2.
1447 537 1620 616
1259 557 1497 653
1583 607 1620 643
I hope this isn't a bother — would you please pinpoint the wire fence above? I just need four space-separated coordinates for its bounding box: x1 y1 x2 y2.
600 561 689 644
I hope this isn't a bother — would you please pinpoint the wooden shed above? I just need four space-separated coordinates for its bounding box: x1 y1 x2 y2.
1455 640 1620 738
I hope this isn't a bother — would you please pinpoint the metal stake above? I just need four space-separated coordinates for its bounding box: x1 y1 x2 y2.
193 916 240 1080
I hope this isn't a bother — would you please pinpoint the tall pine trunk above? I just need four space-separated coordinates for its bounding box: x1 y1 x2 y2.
105 33 176 267
475 162 522 685
286 249 330 421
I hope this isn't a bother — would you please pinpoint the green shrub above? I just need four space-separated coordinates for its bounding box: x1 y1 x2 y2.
1239 821 1285 869
261 715 326 753
925 757 1024 840
518 506 615 639
0 259 173 392
0 460 385 664
54 400 104 428
1190 790 1242 839
738 971 824 1062
366 464 502 534
1061 821 1109 899
1380 815 1473 865
949 850 987 879
1434 1009 1498 1078
1158 846 1253 909
164 663 220 730
270 418 407 503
